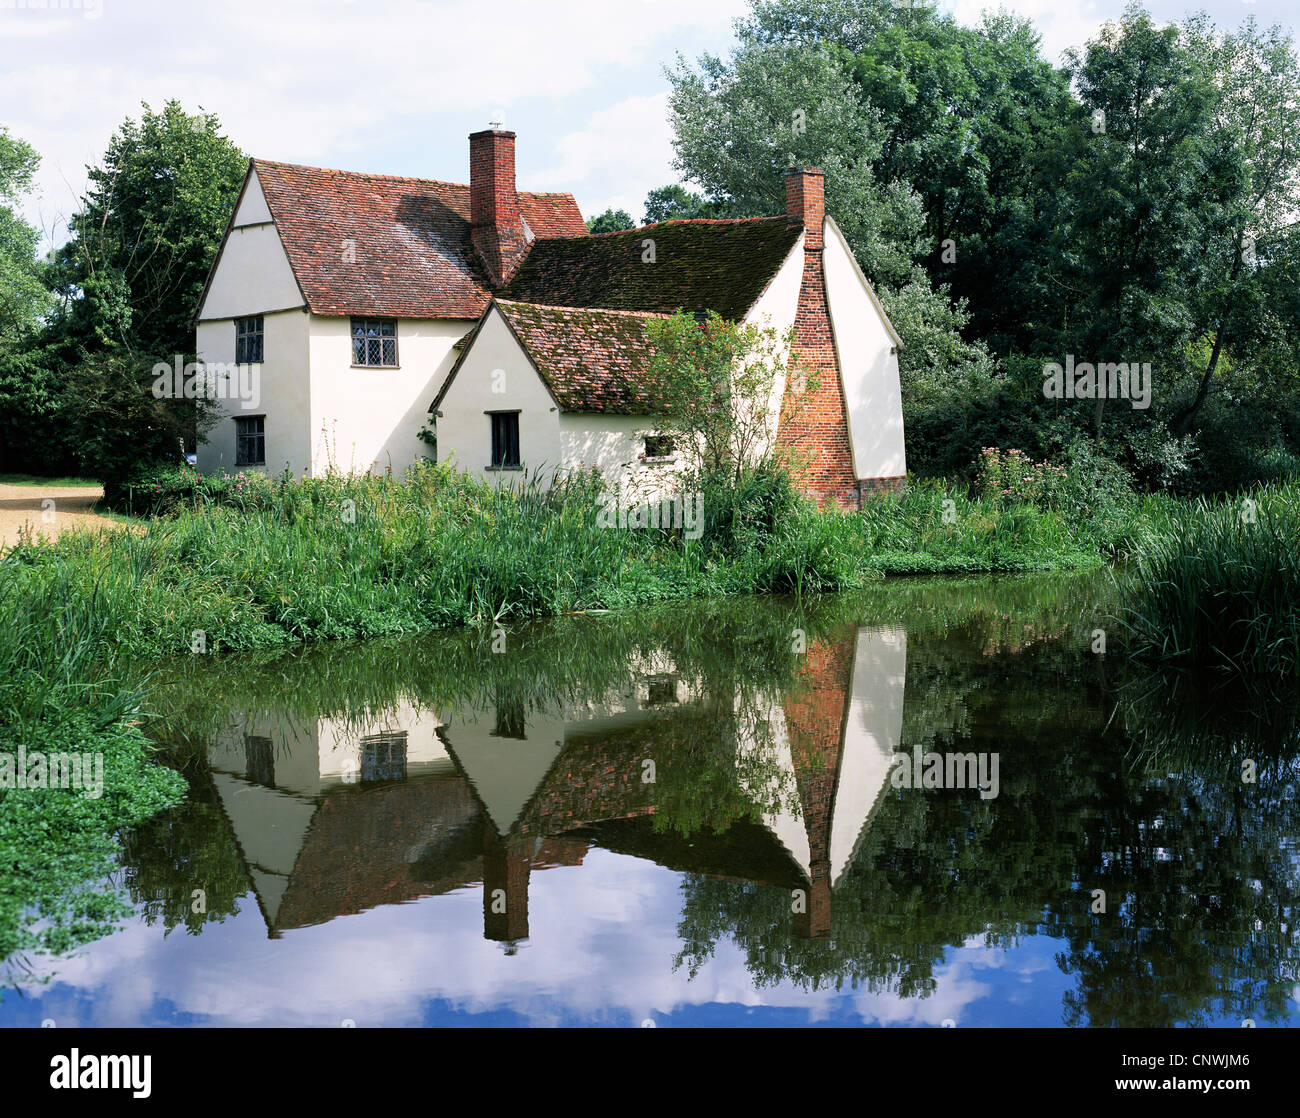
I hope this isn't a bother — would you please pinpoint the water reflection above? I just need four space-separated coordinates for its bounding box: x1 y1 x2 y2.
26 575 1300 1025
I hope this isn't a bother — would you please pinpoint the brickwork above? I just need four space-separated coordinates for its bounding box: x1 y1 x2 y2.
776 168 859 511
469 128 529 286
782 635 855 938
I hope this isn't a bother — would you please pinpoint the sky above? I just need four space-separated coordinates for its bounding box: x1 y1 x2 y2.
1 0 1297 248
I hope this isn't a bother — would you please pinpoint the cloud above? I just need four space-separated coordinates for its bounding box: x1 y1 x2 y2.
537 92 677 221
1 0 747 240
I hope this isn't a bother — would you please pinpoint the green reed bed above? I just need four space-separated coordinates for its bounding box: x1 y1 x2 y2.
1120 481 1300 676
4 463 1118 661
0 580 185 961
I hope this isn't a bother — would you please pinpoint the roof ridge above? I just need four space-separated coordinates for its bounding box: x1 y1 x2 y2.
577 215 786 240
251 158 572 199
494 299 673 320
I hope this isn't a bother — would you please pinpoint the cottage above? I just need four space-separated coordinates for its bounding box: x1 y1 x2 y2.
194 126 906 508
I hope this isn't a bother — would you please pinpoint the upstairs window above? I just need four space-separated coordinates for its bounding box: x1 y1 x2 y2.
235 316 264 363
235 415 265 466
489 411 520 469
351 318 398 366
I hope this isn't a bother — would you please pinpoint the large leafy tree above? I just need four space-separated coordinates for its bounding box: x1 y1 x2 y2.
585 208 635 234
0 128 65 472
42 101 246 489
1168 15 1300 434
50 100 247 362
665 36 994 411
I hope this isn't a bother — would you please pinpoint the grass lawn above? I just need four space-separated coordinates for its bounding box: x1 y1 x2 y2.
0 473 100 488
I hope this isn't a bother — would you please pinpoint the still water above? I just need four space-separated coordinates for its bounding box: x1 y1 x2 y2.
3 573 1298 1027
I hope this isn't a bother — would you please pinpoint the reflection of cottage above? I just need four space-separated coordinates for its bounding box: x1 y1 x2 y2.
195 126 906 508
206 628 905 942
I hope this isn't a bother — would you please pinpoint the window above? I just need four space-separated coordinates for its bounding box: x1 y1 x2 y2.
359 731 407 783
644 434 676 459
646 677 679 706
235 415 265 466
351 318 398 366
234 316 264 363
491 697 527 740
489 411 520 468
244 735 274 787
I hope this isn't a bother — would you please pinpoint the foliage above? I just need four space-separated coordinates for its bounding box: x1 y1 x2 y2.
643 309 799 486
1119 481 1300 675
585 208 635 234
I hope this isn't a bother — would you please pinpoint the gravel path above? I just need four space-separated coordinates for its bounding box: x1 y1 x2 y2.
0 483 119 547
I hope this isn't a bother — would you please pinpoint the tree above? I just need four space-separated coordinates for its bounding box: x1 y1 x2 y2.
41 101 245 486
0 127 50 343
1169 15 1300 434
643 309 799 486
0 128 66 473
642 184 730 224
666 33 994 418
585 208 635 234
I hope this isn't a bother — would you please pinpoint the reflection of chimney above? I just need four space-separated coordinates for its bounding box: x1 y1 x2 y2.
793 874 832 940
483 831 531 943
469 127 529 286
784 636 852 940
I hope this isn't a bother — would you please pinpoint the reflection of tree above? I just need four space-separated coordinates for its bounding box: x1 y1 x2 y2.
121 568 1300 1026
119 761 246 937
1057 671 1300 1027
676 636 1300 1027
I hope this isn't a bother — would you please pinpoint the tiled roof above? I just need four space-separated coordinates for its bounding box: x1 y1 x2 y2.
252 159 586 319
499 217 803 320
487 300 673 415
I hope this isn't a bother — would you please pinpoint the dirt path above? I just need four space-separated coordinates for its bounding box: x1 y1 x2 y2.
0 483 121 548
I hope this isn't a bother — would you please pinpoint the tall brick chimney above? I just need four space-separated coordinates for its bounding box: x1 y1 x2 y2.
784 166 824 251
469 127 529 286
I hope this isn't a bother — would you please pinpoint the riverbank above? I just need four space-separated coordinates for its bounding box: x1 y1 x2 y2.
1 464 1294 961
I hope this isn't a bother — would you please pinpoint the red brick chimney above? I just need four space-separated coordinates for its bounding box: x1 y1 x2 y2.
469 127 529 286
785 166 824 251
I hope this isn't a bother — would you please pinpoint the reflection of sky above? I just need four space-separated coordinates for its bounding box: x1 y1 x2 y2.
4 849 1294 1028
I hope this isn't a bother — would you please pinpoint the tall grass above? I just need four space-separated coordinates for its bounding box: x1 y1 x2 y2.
1120 481 1300 676
2 463 1119 662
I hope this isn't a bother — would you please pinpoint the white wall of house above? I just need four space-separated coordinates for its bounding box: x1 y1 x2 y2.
823 218 907 480
196 308 312 476
559 413 688 503
199 172 303 320
307 315 465 477
435 306 562 478
742 232 805 460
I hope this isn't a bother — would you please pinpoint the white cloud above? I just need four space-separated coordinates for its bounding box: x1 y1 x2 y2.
537 92 677 221
1 0 747 241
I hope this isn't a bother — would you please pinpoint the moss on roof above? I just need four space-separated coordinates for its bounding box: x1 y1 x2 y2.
499 217 802 320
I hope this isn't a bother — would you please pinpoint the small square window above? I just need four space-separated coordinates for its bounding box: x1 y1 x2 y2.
490 412 520 468
359 731 408 783
235 316 264 363
644 434 675 459
351 318 398 367
235 415 265 466
646 677 678 706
